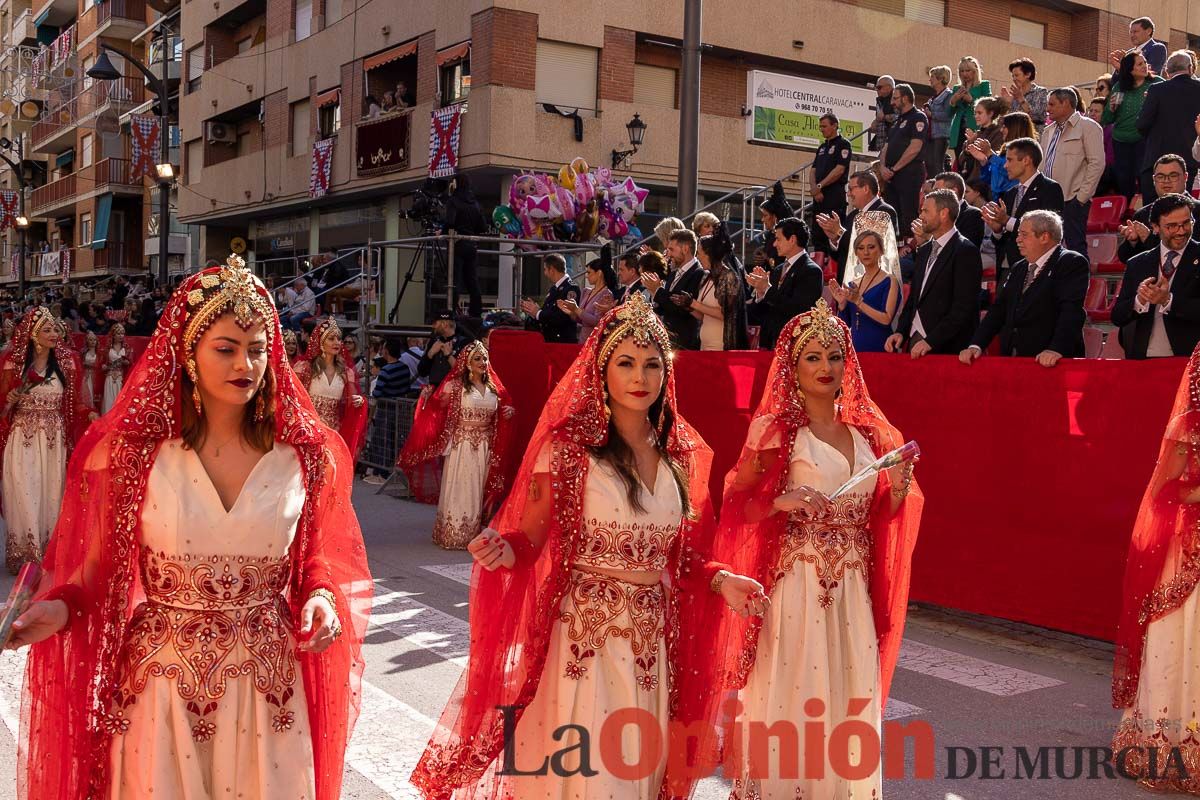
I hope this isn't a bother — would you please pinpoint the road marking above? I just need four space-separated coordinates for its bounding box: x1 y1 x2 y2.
370 586 470 667
884 698 924 720
897 639 1064 696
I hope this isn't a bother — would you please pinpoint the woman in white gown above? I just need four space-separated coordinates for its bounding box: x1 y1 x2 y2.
0 306 92 574
292 318 368 458
9 257 372 800
411 294 764 800
101 322 130 414
1113 343 1200 793
713 300 922 799
398 341 516 549
80 331 100 410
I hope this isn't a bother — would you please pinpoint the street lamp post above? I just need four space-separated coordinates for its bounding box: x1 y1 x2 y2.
0 135 28 297
87 23 174 288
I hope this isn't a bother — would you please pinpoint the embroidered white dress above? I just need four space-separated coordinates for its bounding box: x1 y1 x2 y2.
81 349 98 409
2 374 67 568
502 454 680 799
102 346 127 414
431 385 498 550
1112 525 1200 792
308 369 345 430
732 424 882 800
106 440 316 800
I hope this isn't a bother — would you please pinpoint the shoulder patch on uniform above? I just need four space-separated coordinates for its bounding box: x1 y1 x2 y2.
915 121 926 133
841 149 850 159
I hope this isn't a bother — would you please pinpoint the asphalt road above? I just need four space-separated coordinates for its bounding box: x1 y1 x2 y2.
0 480 1157 799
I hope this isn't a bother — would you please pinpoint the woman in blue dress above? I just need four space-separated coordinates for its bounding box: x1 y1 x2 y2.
830 210 902 352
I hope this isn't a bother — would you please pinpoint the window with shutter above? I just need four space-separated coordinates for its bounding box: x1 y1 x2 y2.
1010 17 1045 48
634 64 676 108
295 0 313 42
187 47 204 92
291 99 310 156
185 140 203 185
535 40 598 115
904 0 945 26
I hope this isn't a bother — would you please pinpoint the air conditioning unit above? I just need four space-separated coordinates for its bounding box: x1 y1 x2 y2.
205 121 235 144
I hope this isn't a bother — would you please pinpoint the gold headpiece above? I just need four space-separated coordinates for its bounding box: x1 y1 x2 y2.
597 293 671 366
28 306 55 340
853 210 894 241
789 299 844 355
317 317 342 345
182 253 275 353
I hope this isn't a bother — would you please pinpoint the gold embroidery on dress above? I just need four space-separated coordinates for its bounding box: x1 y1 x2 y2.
432 511 483 550
776 494 874 608
559 571 665 691
101 547 299 741
311 395 340 429
12 385 65 447
573 517 676 572
452 405 496 451
1113 711 1200 793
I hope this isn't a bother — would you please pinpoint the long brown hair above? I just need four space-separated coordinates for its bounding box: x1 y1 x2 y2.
180 335 277 453
458 342 496 395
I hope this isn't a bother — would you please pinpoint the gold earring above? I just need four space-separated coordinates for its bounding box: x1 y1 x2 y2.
254 390 266 422
186 359 202 416
796 389 806 407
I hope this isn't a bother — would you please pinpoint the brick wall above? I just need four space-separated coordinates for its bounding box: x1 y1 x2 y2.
416 31 437 105
946 0 1011 42
847 0 903 14
470 7 536 90
599 26 635 104
204 139 237 168
204 25 237 69
635 42 743 119
264 90 287 149
266 0 292 43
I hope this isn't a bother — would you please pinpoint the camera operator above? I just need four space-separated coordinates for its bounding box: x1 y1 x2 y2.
419 311 466 386
443 173 488 318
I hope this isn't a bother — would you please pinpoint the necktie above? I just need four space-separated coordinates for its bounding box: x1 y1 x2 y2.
1163 250 1179 280
1014 183 1028 212
1044 123 1065 175
1022 259 1042 292
919 240 941 299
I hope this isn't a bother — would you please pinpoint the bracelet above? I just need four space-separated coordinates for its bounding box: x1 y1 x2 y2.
891 463 915 499
710 569 731 594
307 588 342 637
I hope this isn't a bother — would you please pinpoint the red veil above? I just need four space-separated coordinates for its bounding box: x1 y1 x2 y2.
710 305 923 709
0 307 88 509
17 263 372 800
397 340 516 510
292 317 369 458
410 297 730 799
1113 346 1200 707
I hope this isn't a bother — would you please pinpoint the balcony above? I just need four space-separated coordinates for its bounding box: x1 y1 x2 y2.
29 172 75 216
31 78 145 153
79 158 142 197
29 247 71 279
73 240 142 275
78 77 146 119
30 94 78 153
78 0 146 43
355 112 411 177
31 0 72 27
8 9 37 47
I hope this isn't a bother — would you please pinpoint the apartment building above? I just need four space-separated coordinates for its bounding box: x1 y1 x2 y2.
0 0 185 287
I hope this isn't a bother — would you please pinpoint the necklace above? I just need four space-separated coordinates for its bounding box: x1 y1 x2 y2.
208 432 241 458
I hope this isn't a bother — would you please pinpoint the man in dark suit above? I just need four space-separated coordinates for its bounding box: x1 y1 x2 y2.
1116 154 1200 263
1136 51 1200 205
816 171 900 283
519 253 580 343
961 210 1088 367
640 229 705 350
982 137 1065 280
888 190 982 357
613 252 645 305
934 171 985 248
746 216 824 350
1112 193 1200 358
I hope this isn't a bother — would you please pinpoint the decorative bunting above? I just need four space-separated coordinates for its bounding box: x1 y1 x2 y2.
0 191 17 230
130 115 161 180
310 138 335 198
428 105 462 179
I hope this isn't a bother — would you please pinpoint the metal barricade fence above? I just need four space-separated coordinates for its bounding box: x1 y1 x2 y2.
358 395 419 488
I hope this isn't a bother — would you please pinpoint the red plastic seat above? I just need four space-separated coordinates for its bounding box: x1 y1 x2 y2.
1084 277 1113 323
1087 196 1128 233
1100 330 1126 358
1087 233 1119 265
1094 261 1125 275
1083 326 1104 358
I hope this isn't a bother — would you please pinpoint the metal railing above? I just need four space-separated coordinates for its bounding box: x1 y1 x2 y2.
359 396 419 478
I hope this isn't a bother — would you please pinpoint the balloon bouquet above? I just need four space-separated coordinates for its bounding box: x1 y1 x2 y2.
492 157 650 247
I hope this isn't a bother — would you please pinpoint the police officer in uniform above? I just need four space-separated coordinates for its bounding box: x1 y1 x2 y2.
811 113 853 257
880 83 928 234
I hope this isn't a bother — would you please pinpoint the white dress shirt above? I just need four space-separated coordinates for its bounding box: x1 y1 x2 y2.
537 274 570 320
1005 174 1039 232
1134 243 1181 357
830 198 881 250
913 227 958 339
969 247 1056 354
753 250 806 303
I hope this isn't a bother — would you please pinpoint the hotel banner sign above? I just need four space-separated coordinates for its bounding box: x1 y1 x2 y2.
746 70 876 154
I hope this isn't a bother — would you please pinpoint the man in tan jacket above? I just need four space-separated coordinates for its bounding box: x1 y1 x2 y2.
1039 87 1105 257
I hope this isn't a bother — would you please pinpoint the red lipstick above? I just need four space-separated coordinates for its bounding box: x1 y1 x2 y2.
229 378 253 388
629 390 651 398
817 376 835 384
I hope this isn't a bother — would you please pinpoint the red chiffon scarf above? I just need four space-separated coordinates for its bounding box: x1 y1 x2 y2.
710 311 923 710
17 268 372 800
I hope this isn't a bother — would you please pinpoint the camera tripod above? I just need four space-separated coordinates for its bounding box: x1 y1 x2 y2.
388 223 448 323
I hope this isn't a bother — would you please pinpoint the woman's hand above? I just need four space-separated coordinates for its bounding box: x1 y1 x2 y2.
298 592 341 653
501 405 516 419
557 298 581 319
351 394 365 408
719 573 770 618
773 485 832 517
468 529 515 571
5 599 68 649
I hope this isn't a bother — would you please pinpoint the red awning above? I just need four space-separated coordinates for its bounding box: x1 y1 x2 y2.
316 88 340 108
364 41 417 72
436 41 470 67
